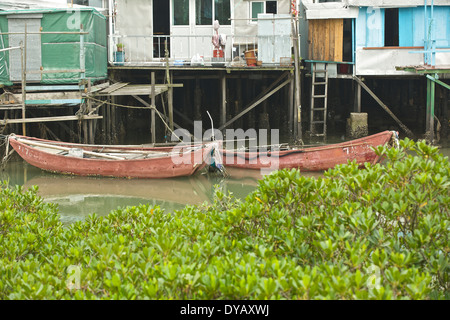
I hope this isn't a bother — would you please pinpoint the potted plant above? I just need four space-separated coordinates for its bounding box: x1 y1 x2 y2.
114 43 125 65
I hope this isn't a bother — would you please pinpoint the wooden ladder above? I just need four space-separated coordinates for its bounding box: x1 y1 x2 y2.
310 63 328 141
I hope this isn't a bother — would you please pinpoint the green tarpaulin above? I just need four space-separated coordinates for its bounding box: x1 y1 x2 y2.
0 7 107 86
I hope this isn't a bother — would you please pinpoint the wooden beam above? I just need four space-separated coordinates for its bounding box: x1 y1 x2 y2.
21 26 26 136
0 115 102 125
353 76 414 137
292 17 302 141
168 72 174 131
131 94 186 132
221 72 226 127
218 77 292 131
151 72 156 143
426 74 450 91
354 81 361 113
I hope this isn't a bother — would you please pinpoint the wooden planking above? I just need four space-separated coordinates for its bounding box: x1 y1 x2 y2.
308 19 343 62
13 91 82 104
101 82 130 94
0 115 102 125
95 84 183 97
334 19 343 62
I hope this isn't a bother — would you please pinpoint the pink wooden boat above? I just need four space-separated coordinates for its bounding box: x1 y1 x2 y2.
8 135 216 179
221 131 398 171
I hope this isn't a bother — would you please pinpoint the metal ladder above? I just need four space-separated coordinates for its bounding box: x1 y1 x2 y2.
309 63 328 141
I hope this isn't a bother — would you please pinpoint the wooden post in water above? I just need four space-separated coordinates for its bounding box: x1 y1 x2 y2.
151 72 156 144
168 72 174 132
165 41 174 132
235 78 242 129
194 79 201 121
21 24 27 136
107 96 111 144
220 72 227 128
291 15 302 141
87 79 95 143
426 76 435 142
354 81 361 113
288 74 294 134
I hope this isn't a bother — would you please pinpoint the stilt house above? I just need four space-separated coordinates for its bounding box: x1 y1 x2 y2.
301 0 450 141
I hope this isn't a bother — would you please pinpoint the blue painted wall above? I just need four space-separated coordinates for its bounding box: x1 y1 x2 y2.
356 6 450 48
400 6 449 47
356 7 385 48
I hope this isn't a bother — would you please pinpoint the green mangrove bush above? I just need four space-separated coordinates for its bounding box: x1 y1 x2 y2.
0 138 448 299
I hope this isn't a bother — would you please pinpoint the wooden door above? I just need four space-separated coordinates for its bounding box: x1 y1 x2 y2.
308 19 343 62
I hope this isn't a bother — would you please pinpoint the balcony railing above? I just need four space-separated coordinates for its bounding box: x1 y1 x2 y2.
109 33 294 67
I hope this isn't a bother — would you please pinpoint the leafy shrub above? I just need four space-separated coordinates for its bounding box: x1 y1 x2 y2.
0 138 448 299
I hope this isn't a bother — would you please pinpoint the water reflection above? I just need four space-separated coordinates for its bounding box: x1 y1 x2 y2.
1 160 262 224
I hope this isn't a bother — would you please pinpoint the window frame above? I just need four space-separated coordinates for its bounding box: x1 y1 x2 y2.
172 0 190 26
249 1 278 24
195 0 231 26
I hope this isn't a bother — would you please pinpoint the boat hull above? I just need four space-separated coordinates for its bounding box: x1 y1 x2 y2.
221 131 395 171
9 136 214 179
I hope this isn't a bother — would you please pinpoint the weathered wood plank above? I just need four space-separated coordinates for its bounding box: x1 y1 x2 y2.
309 19 344 62
0 115 102 125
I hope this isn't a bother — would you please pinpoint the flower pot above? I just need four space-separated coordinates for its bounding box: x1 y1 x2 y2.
114 51 125 66
244 49 257 66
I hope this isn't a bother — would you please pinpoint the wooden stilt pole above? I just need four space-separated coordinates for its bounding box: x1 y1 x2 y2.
168 72 173 131
151 72 156 144
221 72 227 128
426 76 435 142
288 75 294 134
235 78 242 129
164 41 174 132
87 79 95 143
354 82 361 113
21 24 27 136
291 16 302 141
194 79 201 121
107 97 111 144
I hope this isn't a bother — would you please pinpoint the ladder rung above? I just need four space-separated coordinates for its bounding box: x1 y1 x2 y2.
310 133 326 137
312 108 326 111
313 82 327 85
312 95 327 98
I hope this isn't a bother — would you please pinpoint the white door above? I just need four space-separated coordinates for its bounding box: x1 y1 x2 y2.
171 0 232 61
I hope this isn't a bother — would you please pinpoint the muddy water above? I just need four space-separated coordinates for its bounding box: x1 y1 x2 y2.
2 146 448 224
1 160 265 224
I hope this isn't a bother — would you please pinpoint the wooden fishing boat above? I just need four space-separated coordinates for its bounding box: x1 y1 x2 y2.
8 135 217 179
221 131 398 171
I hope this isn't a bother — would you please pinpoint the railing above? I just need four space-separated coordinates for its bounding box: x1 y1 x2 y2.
108 33 295 67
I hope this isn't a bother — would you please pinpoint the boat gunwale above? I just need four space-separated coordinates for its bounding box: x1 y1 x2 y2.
10 135 215 163
222 130 394 156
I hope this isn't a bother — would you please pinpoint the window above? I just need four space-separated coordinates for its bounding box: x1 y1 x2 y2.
173 0 189 25
384 8 399 46
196 0 212 25
250 1 277 22
215 0 231 26
196 0 231 26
